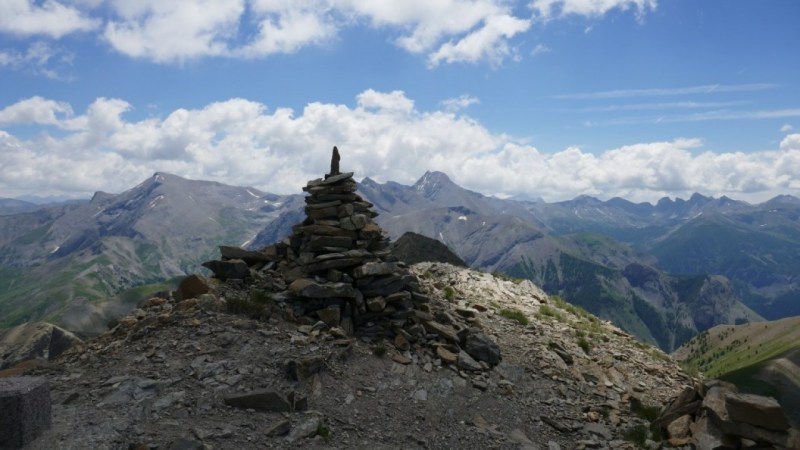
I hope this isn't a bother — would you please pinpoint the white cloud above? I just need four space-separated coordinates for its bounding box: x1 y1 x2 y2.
3 91 799 203
555 83 778 100
428 14 531 66
781 124 794 133
0 41 75 79
0 0 98 38
441 95 480 112
781 134 800 151
531 0 657 20
531 43 551 56
103 0 245 63
356 90 415 113
0 96 74 126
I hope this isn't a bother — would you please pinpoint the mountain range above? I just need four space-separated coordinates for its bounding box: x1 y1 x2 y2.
3 171 799 351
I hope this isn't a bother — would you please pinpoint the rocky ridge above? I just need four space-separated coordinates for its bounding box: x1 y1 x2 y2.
16 259 696 449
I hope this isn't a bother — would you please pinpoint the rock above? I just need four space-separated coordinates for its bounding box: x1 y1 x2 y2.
202 259 250 280
316 305 341 328
223 389 293 412
366 296 386 312
691 415 731 450
288 279 357 298
0 377 51 449
286 357 325 381
176 274 213 300
265 419 291 437
457 350 482 371
0 322 82 370
285 415 322 443
465 332 501 366
422 321 460 344
436 346 458 365
667 414 692 440
219 246 271 265
354 262 399 279
725 392 789 431
583 422 612 440
392 354 411 365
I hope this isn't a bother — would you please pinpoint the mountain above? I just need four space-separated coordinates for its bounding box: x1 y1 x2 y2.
4 170 793 351
0 172 302 331
353 174 760 352
673 316 800 426
0 198 40 216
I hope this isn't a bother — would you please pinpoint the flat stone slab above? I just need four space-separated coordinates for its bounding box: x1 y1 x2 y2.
0 376 51 449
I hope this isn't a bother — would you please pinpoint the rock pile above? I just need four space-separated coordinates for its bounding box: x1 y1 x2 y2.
655 379 800 449
201 148 501 370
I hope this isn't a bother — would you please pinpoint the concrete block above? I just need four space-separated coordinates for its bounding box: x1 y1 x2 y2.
0 377 51 449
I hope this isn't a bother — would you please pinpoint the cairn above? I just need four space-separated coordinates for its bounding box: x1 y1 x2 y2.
272 147 431 340
201 147 500 367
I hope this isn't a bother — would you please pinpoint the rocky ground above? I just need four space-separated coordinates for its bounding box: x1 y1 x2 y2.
15 261 695 450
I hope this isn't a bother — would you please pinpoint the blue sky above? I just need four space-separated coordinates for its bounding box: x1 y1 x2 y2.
1 0 799 203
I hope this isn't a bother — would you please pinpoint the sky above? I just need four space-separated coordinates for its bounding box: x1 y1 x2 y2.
1 0 799 204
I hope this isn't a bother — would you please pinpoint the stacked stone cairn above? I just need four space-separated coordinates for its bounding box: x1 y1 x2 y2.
655 379 800 449
200 147 501 369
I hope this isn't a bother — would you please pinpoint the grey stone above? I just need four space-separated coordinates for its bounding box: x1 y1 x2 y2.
223 389 292 412
457 351 481 371
725 392 789 431
265 419 291 437
423 321 460 344
583 422 612 440
353 262 399 278
465 332 502 366
286 415 322 442
316 305 341 327
288 278 357 298
201 259 250 280
0 377 51 449
366 296 386 312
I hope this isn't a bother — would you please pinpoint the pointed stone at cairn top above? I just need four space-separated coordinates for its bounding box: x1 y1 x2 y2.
326 146 341 179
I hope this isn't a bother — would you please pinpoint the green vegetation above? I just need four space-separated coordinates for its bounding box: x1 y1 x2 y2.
577 337 591 354
680 318 800 378
372 343 387 357
498 308 529 325
535 304 565 322
316 423 331 440
623 424 649 448
443 286 456 301
491 271 523 284
226 288 273 320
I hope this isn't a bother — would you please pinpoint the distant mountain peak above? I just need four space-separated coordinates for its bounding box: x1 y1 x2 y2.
413 171 454 197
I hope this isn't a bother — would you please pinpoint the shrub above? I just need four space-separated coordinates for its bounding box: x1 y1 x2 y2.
373 344 387 357
226 289 272 320
577 337 591 354
443 286 456 301
498 308 529 325
623 424 648 447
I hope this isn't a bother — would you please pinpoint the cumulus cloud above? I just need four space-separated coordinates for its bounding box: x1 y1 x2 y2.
0 96 74 126
2 91 800 203
781 124 794 133
428 14 531 66
0 0 98 38
103 0 245 62
531 0 657 20
0 1 656 65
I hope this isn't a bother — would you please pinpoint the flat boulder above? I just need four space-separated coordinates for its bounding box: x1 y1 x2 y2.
289 279 357 298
